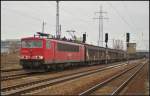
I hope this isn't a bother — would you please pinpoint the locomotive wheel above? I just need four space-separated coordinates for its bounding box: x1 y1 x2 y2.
44 65 50 72
22 64 29 69
51 65 57 70
56 64 64 71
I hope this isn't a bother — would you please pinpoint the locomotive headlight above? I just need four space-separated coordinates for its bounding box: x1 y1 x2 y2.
20 56 25 59
32 56 43 59
38 56 43 59
20 55 30 59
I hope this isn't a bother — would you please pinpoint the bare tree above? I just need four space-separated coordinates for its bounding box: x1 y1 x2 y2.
113 39 123 50
9 41 20 53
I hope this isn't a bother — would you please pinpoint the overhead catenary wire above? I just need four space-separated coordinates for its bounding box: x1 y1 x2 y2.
106 2 139 50
60 7 97 37
2 8 55 36
2 2 87 38
46 2 92 25
2 10 40 32
3 7 42 22
121 1 148 50
61 7 92 24
3 2 93 36
107 2 135 32
2 3 56 27
3 6 58 33
2 2 95 34
121 1 138 32
121 1 141 45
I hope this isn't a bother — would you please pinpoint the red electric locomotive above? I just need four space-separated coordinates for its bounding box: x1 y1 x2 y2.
20 32 85 70
20 32 129 71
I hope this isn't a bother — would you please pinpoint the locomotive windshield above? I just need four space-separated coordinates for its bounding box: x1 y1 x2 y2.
21 40 42 48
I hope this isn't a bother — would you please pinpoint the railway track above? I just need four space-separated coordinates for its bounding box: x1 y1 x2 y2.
1 68 22 72
1 71 37 81
79 61 147 95
1 62 129 95
1 62 120 81
1 68 42 81
1 59 141 81
0 61 123 81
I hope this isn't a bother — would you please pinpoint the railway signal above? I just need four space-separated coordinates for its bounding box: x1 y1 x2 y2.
83 33 86 43
126 33 130 42
105 33 108 64
126 33 130 64
105 33 108 43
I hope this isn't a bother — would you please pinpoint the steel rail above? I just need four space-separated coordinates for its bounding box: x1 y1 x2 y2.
1 62 125 92
111 62 146 95
1 62 127 95
1 68 22 72
1 60 125 81
79 63 141 96
1 72 36 81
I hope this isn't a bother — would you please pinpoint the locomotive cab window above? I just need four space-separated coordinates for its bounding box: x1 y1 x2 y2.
21 40 42 48
46 40 51 48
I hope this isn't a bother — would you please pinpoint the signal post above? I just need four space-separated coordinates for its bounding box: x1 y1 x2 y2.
126 33 130 64
105 33 108 64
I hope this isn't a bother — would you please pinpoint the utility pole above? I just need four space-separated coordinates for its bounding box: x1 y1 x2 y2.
56 0 60 38
59 24 61 34
42 20 46 33
93 5 108 47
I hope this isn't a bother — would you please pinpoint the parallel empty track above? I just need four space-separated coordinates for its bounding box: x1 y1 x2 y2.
1 71 37 81
79 61 147 95
1 68 22 72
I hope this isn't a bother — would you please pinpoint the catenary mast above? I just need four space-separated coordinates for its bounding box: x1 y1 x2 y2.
56 0 60 38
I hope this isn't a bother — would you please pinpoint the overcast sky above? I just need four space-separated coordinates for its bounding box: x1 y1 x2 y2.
1 1 149 51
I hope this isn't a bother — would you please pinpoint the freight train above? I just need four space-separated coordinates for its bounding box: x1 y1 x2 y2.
20 32 127 71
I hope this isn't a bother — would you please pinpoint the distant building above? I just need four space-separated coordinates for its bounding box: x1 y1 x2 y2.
127 43 136 54
1 39 21 53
